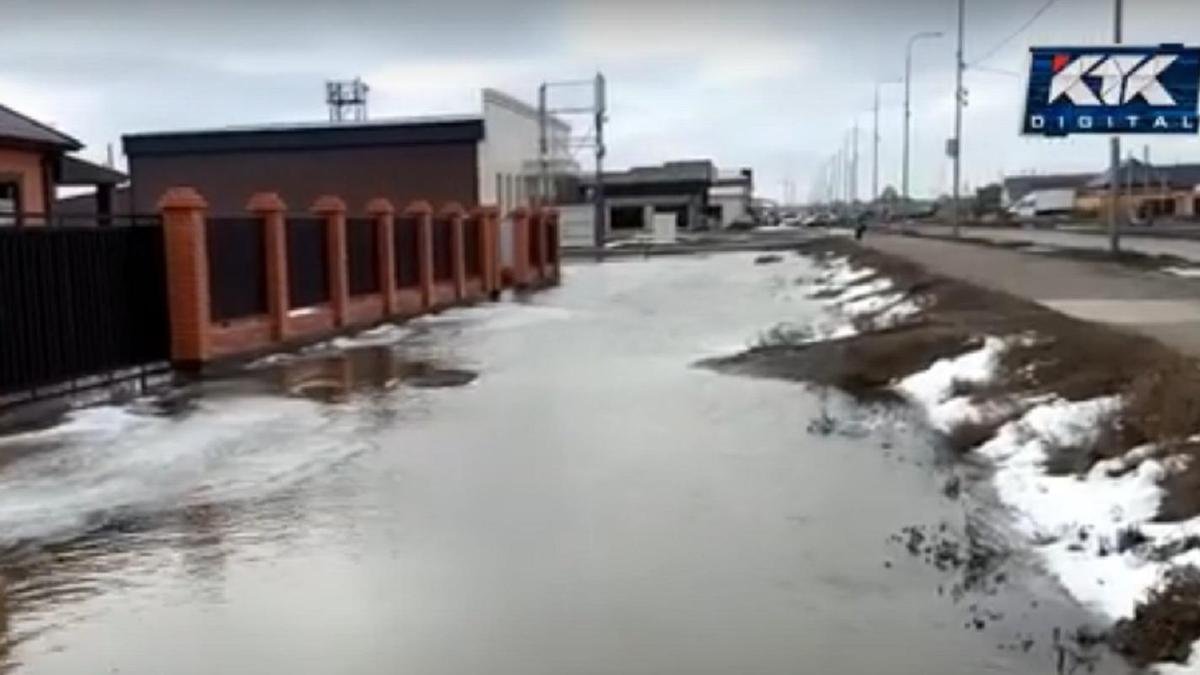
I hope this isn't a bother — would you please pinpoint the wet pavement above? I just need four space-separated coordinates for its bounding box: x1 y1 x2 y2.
0 253 1133 674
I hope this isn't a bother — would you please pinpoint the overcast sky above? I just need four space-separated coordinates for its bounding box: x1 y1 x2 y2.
5 0 1200 202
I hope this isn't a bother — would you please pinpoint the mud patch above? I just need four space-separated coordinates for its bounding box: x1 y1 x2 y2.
1110 565 1200 666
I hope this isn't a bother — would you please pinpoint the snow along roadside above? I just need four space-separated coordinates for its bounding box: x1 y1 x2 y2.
806 251 1200 673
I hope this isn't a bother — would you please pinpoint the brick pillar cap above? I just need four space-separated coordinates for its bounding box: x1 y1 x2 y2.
247 192 287 213
366 198 395 216
402 200 433 216
157 186 208 210
437 202 466 219
310 195 347 214
470 205 500 218
510 206 531 219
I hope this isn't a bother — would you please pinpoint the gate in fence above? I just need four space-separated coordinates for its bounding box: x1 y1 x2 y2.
0 216 171 406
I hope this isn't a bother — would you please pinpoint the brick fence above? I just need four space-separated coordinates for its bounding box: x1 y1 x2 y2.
158 187 560 368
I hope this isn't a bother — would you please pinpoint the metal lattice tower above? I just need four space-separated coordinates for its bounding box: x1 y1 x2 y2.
326 78 370 123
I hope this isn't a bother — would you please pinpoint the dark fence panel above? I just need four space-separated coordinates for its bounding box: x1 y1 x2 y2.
206 217 268 321
0 222 170 396
432 218 454 282
16 213 161 228
394 216 421 288
464 217 482 277
547 219 559 265
287 217 330 309
346 217 380 296
529 218 544 268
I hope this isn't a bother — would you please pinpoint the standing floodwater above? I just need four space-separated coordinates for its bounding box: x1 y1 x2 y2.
0 253 1128 674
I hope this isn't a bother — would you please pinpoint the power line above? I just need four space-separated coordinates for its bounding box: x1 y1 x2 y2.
967 0 1062 68
971 64 1023 78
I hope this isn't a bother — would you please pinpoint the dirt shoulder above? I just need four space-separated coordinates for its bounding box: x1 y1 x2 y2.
702 236 1200 668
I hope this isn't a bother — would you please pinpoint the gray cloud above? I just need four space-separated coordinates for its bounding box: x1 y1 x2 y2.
3 0 1199 199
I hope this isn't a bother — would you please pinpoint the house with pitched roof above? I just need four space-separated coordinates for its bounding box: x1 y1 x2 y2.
0 103 126 225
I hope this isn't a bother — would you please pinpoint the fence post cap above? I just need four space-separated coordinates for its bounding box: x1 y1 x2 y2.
470 205 500 219
246 192 287 213
366 198 395 216
437 202 466 219
510 206 530 219
402 200 433 216
310 195 347 215
157 187 207 210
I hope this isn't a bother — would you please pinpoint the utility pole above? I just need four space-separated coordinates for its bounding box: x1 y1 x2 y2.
537 83 549 205
903 31 943 206
873 84 882 202
594 72 607 252
952 0 965 237
852 122 860 204
1108 0 1123 253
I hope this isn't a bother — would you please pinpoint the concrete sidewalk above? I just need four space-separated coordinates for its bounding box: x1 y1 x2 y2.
903 224 1200 265
864 234 1200 357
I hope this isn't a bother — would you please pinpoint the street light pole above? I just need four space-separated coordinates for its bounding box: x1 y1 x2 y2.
952 0 965 237
903 31 944 206
873 83 881 202
1108 0 1123 254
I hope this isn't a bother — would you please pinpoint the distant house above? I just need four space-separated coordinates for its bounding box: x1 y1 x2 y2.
1075 160 1200 219
0 103 126 225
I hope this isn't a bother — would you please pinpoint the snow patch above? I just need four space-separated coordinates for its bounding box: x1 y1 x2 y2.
1164 266 1200 279
897 337 1006 431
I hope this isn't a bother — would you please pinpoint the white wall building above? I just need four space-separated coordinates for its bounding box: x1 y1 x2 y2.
477 89 575 216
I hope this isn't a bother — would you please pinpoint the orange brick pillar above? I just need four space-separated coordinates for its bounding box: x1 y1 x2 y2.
312 196 349 327
248 192 289 341
158 187 211 368
404 201 435 310
470 206 500 295
484 206 501 295
368 198 397 315
511 207 531 288
440 203 467 301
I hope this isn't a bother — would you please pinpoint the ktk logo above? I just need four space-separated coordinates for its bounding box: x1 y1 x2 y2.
1048 53 1178 106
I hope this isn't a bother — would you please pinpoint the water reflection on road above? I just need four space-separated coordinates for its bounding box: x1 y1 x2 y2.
0 253 1131 674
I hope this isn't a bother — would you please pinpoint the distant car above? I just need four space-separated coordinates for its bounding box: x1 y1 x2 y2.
802 213 829 227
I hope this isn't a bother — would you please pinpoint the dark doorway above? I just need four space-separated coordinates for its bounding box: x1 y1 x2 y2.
610 206 645 231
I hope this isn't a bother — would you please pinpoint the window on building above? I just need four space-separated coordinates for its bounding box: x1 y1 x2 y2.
0 181 20 227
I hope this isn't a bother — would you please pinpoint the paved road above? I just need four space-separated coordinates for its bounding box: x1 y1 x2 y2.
901 224 1200 265
865 233 1200 357
0 253 1116 675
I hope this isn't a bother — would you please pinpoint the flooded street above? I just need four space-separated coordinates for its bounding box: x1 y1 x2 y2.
0 253 1128 674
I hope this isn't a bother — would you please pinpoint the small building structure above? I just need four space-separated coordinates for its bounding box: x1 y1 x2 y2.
122 89 573 215
572 160 755 238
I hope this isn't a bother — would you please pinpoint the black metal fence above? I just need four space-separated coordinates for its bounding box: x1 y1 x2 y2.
464 217 482 277
547 219 559 265
346 217 379 296
0 218 170 398
395 216 422 288
529 219 544 267
432 219 454 282
206 217 268 321
287 217 330 309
